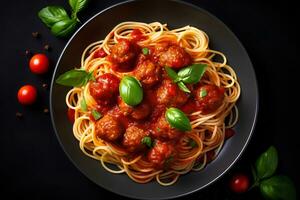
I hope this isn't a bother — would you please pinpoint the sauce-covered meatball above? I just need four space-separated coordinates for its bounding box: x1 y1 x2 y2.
95 114 124 142
147 140 176 169
89 73 120 101
152 114 182 141
109 39 138 71
153 43 191 69
118 99 151 120
194 84 225 114
133 54 161 88
156 79 189 107
123 126 148 152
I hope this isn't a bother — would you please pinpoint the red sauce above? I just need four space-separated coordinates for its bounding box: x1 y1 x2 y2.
93 48 107 58
130 29 147 42
225 128 235 139
90 73 120 100
89 31 227 168
67 108 75 123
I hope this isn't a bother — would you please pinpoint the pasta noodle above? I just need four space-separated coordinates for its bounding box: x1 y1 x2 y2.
65 21 240 186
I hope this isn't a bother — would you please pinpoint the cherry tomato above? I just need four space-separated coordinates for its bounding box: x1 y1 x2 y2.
67 108 75 123
229 173 250 193
29 53 49 74
17 85 37 105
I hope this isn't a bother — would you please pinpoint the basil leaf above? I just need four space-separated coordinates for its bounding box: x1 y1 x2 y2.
81 96 87 111
38 6 69 28
82 71 95 86
142 47 149 55
69 0 89 15
91 110 102 120
260 176 296 200
178 64 207 84
165 67 179 82
177 81 191 93
165 107 191 131
255 146 278 180
200 88 207 98
56 69 90 87
51 18 77 37
119 76 143 106
188 139 197 148
141 136 152 148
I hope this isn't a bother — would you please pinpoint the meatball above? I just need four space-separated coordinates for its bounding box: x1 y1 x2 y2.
118 99 151 120
156 79 189 107
152 114 182 141
154 43 191 69
95 114 124 142
147 140 176 169
89 73 120 101
109 39 137 71
194 84 225 114
123 126 148 152
133 54 161 88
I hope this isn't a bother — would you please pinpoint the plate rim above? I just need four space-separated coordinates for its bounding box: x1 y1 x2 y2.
50 0 259 199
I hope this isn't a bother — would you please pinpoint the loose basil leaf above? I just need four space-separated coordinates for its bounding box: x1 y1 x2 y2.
81 96 87 111
69 0 89 15
165 107 191 131
255 146 278 180
200 88 207 98
91 110 102 120
260 176 296 200
165 67 179 82
56 69 91 87
142 47 149 55
177 81 191 93
38 6 69 28
119 76 143 106
141 136 152 148
51 18 77 37
178 64 207 84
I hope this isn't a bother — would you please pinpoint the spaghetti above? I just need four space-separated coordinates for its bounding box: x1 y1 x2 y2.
63 22 240 186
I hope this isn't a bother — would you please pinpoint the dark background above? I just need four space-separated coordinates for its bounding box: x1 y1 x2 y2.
1 0 299 199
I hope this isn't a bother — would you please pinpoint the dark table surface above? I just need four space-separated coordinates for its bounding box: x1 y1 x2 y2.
1 0 299 199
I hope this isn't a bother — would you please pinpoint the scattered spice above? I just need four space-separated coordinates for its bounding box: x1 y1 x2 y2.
43 108 49 114
25 49 32 57
42 83 48 89
44 44 51 51
16 112 23 118
32 31 40 38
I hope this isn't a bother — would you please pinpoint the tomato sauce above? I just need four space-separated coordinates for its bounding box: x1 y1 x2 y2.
130 29 148 42
88 30 226 168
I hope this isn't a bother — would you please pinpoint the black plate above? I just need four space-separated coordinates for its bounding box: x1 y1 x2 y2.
50 0 258 199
